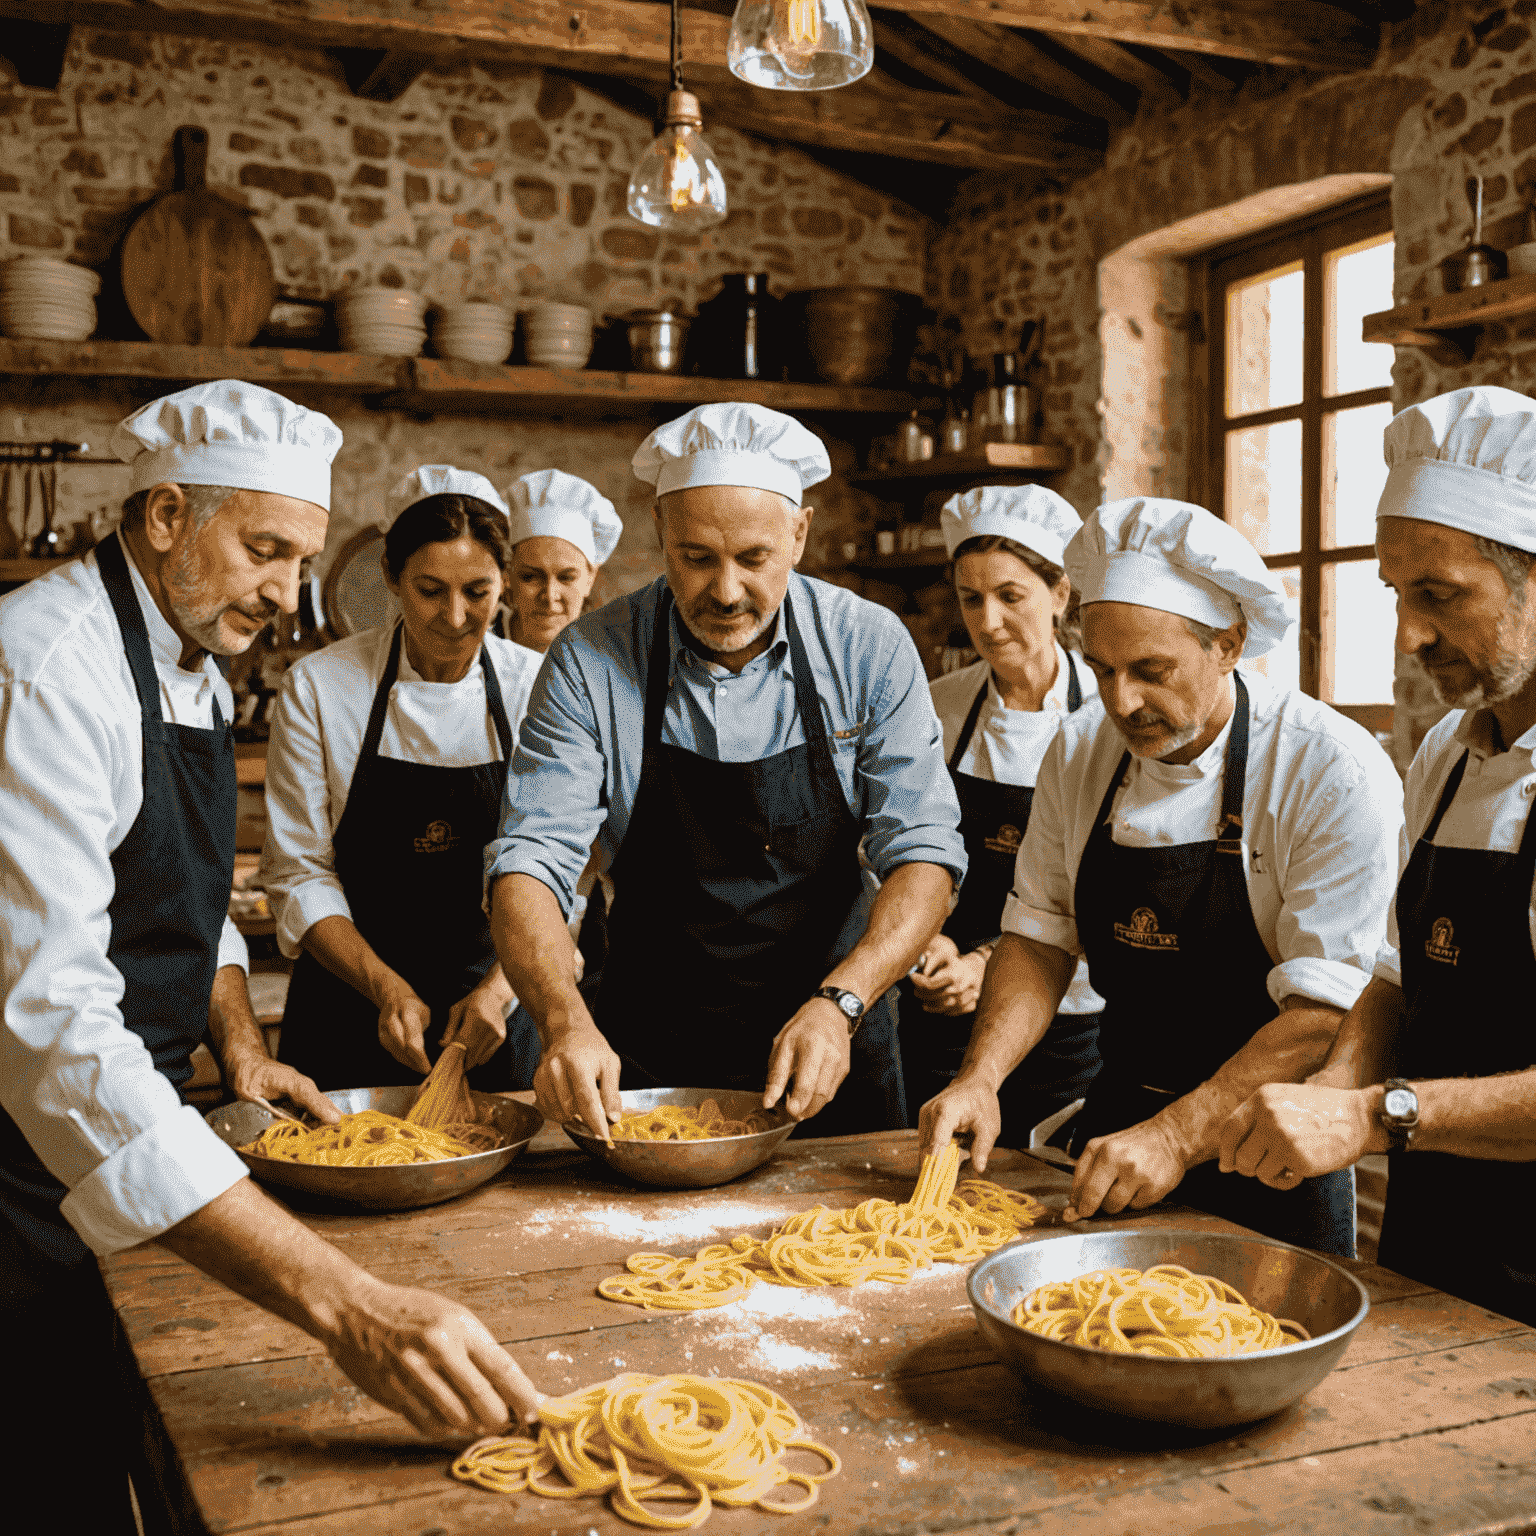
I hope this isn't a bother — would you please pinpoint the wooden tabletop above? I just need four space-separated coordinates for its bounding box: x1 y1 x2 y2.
102 1125 1536 1536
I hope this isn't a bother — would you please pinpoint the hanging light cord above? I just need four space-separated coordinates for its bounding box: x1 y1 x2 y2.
670 0 684 94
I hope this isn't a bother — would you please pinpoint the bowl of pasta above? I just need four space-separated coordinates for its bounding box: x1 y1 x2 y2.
562 1087 796 1188
967 1227 1370 1428
206 1086 545 1211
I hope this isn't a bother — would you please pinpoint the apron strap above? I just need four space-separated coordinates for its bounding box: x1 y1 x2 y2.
640 585 675 758
781 584 843 787
1066 650 1082 712
1422 751 1470 844
1215 674 1251 855
480 644 514 762
95 532 168 724
358 623 405 765
948 673 989 771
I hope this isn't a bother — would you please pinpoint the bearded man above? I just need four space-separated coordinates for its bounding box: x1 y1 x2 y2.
1221 387 1536 1321
486 403 965 1138
921 497 1404 1255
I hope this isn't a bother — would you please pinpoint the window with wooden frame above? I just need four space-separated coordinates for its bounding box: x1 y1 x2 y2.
1192 194 1397 731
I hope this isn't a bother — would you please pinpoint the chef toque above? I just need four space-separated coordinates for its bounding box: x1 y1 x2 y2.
1376 386 1536 552
632 402 830 507
940 483 1082 566
383 465 508 531
1066 497 1294 657
112 379 343 510
505 469 622 566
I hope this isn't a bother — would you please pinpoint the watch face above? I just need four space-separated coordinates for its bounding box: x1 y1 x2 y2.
837 994 861 1019
1383 1087 1415 1118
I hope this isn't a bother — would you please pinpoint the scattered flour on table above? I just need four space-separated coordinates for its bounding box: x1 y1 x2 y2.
734 1286 844 1321
583 1200 788 1244
897 1457 919 1476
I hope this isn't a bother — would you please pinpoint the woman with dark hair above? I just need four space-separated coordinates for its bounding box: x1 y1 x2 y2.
903 484 1104 1143
262 466 542 1092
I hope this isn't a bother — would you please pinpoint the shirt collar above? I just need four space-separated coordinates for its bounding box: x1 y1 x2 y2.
668 590 792 677
116 531 210 678
1452 706 1536 760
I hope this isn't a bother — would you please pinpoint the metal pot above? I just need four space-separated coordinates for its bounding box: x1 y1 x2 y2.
796 285 923 386
627 308 691 374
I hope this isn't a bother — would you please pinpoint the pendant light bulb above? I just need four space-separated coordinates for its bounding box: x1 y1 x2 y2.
726 0 874 90
626 90 729 231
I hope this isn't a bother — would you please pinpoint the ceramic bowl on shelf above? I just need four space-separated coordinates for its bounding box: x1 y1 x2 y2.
523 301 594 369
432 300 513 364
0 256 99 341
337 286 428 355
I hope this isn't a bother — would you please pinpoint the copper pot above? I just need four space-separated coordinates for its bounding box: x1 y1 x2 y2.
797 286 922 386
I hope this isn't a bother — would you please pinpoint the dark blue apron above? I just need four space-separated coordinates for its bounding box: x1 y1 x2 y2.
1071 676 1355 1255
899 657 1102 1134
593 585 905 1135
278 623 526 1091
1379 751 1536 1323
0 532 236 1533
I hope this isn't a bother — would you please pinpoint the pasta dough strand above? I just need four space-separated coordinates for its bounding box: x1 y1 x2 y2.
239 1109 500 1166
450 1373 840 1530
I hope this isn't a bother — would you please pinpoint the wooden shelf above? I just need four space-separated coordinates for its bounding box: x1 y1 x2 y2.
850 550 949 587
0 338 915 417
1362 272 1536 364
848 443 1068 489
0 556 75 582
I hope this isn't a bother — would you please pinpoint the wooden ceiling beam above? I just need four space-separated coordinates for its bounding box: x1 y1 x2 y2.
1044 33 1184 105
872 18 1003 102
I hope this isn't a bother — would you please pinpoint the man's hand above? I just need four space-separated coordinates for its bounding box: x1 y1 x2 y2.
1218 1083 1382 1187
1066 1119 1187 1221
324 1275 543 1438
533 1022 621 1140
442 974 514 1070
764 1000 851 1120
375 976 433 1075
911 936 988 1016
223 1046 341 1124
919 1074 1002 1171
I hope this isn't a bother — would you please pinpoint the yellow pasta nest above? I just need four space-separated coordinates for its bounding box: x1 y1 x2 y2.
611 1100 779 1142
597 1142 1047 1312
450 1372 840 1529
239 1108 503 1166
1012 1264 1311 1357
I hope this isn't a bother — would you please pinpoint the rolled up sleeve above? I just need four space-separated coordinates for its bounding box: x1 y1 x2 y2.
857 625 965 884
485 639 609 917
1000 729 1081 954
0 683 246 1254
217 916 249 973
261 665 353 959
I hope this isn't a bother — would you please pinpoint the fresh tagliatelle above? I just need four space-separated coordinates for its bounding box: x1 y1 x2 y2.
1012 1264 1311 1357
597 1141 1047 1312
612 1100 780 1142
239 1108 503 1166
450 1372 840 1530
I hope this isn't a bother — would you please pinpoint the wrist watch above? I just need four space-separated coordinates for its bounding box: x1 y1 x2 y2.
814 986 866 1037
1380 1078 1420 1150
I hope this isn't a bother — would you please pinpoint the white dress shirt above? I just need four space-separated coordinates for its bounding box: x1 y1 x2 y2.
262 626 541 959
1003 667 1407 1011
929 646 1103 1014
1375 707 1536 987
0 537 251 1256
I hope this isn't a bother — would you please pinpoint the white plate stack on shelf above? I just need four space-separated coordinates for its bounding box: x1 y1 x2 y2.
523 301 593 369
432 301 513 364
0 256 100 341
336 286 427 356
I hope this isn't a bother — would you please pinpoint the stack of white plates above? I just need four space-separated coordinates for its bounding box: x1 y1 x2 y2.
337 286 426 356
432 301 513 364
0 256 99 341
523 301 593 369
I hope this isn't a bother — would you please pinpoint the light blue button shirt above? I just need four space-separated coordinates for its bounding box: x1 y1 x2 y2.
486 573 966 922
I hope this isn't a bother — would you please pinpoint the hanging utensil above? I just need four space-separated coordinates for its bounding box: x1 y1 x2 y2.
29 456 59 558
1441 174 1508 292
0 464 17 560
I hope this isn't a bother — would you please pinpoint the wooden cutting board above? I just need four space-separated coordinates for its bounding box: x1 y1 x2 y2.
121 125 275 348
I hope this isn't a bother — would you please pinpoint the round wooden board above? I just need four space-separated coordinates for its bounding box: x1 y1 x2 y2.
121 189 276 347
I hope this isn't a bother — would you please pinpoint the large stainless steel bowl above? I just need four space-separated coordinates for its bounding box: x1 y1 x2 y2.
563 1087 795 1189
206 1087 544 1212
968 1227 1370 1428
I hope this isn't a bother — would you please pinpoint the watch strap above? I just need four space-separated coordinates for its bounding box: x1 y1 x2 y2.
1381 1077 1420 1151
814 986 865 1036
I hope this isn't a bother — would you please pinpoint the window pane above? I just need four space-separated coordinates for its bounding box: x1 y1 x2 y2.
1322 559 1397 704
1323 400 1394 550
1226 263 1304 415
1225 418 1302 556
1326 233 1395 396
1247 565 1301 693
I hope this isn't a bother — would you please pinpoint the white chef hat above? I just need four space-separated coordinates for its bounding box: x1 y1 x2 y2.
1066 497 1294 657
1377 386 1536 552
632 403 831 507
383 465 508 531
940 484 1082 565
505 469 622 566
112 379 343 510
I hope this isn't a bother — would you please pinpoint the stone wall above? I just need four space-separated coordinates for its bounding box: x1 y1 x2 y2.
926 0 1536 765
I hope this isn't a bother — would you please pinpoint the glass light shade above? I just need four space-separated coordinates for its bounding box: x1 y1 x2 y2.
727 0 874 90
626 93 728 230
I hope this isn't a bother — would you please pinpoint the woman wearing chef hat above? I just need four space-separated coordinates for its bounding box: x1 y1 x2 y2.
922 496 1405 1254
903 484 1103 1135
502 468 623 652
263 466 542 1092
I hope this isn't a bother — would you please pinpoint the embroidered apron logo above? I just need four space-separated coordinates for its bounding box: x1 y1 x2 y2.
1113 906 1178 950
1425 916 1460 966
984 822 1023 857
414 819 460 854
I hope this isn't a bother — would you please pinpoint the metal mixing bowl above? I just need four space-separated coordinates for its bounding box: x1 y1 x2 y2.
968 1227 1370 1428
206 1086 544 1212
563 1087 795 1189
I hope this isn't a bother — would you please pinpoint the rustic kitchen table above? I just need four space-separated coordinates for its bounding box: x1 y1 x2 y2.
104 1123 1536 1536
